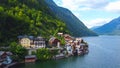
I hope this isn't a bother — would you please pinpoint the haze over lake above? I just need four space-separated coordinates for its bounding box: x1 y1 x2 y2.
11 36 120 68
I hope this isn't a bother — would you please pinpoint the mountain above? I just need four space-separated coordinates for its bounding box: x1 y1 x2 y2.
0 0 70 46
45 0 97 37
0 0 97 46
90 26 101 30
93 16 120 35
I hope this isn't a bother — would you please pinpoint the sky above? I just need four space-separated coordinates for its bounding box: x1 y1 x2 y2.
53 0 120 28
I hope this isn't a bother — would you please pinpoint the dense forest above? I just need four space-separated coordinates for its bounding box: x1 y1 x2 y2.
0 0 69 46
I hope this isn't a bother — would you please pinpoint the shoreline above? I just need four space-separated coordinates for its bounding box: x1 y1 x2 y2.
9 49 89 68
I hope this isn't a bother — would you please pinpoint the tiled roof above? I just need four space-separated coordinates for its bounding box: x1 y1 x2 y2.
18 35 34 40
34 36 45 41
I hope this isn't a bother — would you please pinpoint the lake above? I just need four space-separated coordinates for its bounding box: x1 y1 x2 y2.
12 36 120 68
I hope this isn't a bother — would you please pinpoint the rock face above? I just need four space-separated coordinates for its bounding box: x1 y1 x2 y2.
93 16 120 35
45 0 98 37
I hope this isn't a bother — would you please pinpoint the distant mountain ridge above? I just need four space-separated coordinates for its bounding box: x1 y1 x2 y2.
45 0 98 37
93 16 120 35
91 26 101 30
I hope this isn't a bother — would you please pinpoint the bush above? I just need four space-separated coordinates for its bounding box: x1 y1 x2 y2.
36 48 52 60
10 42 28 61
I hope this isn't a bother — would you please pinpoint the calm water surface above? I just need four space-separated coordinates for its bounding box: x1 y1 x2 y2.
12 36 120 68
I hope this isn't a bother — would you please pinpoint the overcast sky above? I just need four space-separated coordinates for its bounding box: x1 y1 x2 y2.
53 0 120 28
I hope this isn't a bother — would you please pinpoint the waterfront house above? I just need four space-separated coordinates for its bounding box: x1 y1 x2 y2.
49 37 60 47
73 38 82 51
25 55 36 63
0 51 12 59
64 34 74 45
0 51 12 65
18 35 46 49
34 36 46 48
64 36 89 55
0 51 6 67
65 44 73 55
75 38 83 44
0 51 6 62
64 34 73 41
18 35 32 48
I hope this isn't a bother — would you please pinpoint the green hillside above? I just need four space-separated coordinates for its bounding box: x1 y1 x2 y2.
45 0 98 37
0 0 69 46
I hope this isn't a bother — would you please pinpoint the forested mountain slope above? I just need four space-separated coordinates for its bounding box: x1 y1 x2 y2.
45 0 97 37
0 0 69 46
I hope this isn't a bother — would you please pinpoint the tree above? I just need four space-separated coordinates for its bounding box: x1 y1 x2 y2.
10 42 28 61
0 6 4 12
36 48 52 60
0 0 70 46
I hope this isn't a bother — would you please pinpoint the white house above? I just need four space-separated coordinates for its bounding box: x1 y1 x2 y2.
66 44 73 55
34 36 46 48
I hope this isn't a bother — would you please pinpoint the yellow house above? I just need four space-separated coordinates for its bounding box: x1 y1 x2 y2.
18 35 46 49
20 38 31 48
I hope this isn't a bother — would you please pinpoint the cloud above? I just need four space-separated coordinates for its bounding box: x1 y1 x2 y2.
53 0 62 6
61 0 79 10
84 18 111 28
55 0 120 12
58 0 109 11
105 1 120 13
53 0 119 28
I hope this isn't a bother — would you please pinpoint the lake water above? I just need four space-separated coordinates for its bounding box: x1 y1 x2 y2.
12 36 120 68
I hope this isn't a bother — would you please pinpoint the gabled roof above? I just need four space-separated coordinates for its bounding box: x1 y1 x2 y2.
18 35 34 40
49 37 56 42
0 51 12 56
34 36 45 41
0 51 5 56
